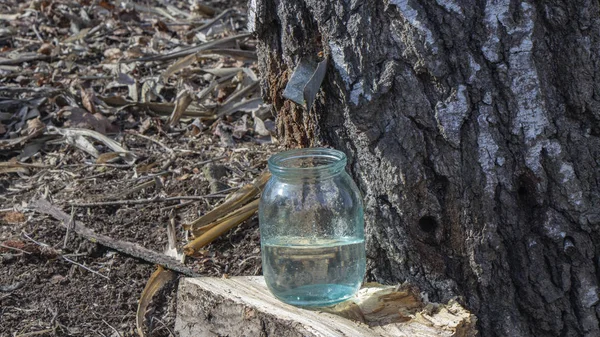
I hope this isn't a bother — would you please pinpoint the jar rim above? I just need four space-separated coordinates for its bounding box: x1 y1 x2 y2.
268 148 347 178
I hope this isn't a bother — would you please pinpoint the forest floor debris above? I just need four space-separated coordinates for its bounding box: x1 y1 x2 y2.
0 0 278 336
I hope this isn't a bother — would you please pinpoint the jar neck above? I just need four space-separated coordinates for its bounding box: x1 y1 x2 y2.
268 148 347 181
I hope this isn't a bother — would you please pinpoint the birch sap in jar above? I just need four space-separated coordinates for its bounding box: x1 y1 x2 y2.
259 148 365 307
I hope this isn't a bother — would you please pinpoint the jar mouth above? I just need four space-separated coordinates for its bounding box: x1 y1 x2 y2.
268 148 347 179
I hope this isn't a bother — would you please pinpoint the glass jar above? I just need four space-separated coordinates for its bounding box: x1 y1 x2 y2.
259 148 365 307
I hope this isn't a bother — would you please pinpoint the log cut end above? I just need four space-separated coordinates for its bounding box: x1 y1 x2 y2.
175 277 477 337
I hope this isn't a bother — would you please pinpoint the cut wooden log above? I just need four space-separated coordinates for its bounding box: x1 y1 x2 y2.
175 277 477 337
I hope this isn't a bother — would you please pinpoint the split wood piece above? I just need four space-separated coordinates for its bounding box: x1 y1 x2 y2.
175 277 477 337
28 199 199 277
185 171 270 233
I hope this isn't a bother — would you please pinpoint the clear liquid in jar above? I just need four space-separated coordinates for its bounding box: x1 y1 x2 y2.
262 237 365 307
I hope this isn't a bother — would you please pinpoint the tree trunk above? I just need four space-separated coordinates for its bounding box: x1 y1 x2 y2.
251 0 600 336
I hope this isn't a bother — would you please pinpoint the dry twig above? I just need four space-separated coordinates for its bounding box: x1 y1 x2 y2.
22 232 109 280
71 193 227 207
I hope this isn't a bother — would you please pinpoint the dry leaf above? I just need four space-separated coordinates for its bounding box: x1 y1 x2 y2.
216 82 260 117
160 53 197 81
96 152 122 164
63 28 91 43
50 274 68 285
0 119 45 151
165 216 183 262
124 46 145 59
191 2 217 16
218 97 262 117
98 0 115 11
1 211 26 224
253 116 271 136
117 72 136 85
135 162 158 173
0 240 34 254
48 126 136 164
104 48 123 61
217 86 232 103
139 118 154 134
25 118 45 136
125 33 251 63
168 90 193 126
188 118 205 137
38 43 53 55
176 174 190 181
153 20 170 33
0 165 28 175
136 266 176 337
57 107 114 134
80 88 98 114
0 14 19 21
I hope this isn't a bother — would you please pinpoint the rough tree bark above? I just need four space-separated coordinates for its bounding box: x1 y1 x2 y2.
250 0 600 336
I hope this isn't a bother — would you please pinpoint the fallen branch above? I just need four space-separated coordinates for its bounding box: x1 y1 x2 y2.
27 199 199 277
